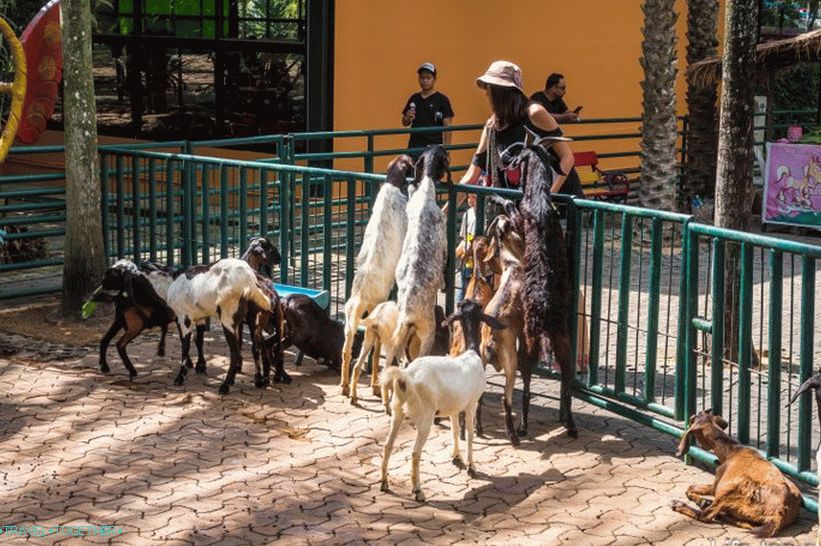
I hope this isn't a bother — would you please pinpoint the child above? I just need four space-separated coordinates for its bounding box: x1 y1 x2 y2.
454 190 478 302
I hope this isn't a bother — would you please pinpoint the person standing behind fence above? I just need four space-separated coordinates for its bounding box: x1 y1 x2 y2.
530 73 582 124
401 63 454 159
455 189 479 302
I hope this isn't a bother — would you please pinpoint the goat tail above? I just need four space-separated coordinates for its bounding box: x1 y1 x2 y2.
380 366 413 406
244 284 273 313
751 520 779 539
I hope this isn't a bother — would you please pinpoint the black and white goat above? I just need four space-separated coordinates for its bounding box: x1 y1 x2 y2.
380 299 504 502
94 259 178 377
166 258 274 394
340 155 414 396
390 145 451 366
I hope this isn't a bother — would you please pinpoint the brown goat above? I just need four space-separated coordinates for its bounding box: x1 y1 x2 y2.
671 409 801 537
479 211 529 446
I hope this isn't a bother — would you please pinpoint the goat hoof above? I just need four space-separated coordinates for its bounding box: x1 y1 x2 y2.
508 434 521 447
414 490 426 503
516 425 528 437
459 431 466 442
157 347 165 357
467 467 477 479
174 375 185 386
218 383 231 395
195 364 206 374
669 500 685 511
566 427 578 439
254 376 269 389
380 480 389 492
451 457 465 469
275 372 292 385
185 360 194 369
341 384 350 397
100 364 110 374
128 370 138 379
350 396 358 406
372 386 381 397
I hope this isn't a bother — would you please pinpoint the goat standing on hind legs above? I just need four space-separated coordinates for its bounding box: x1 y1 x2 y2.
671 409 801 538
340 154 414 397
518 148 577 438
790 372 821 545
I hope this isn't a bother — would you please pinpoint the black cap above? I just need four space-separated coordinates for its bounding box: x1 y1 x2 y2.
417 62 436 76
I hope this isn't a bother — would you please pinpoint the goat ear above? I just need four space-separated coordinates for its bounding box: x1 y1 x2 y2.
675 430 692 458
713 415 729 430
789 373 821 405
270 245 281 266
481 314 505 331
443 311 461 327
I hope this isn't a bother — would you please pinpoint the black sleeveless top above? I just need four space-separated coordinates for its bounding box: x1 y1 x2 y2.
471 118 583 197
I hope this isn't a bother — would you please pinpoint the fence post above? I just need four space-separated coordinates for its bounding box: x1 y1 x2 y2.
587 210 605 387
643 217 663 403
682 224 699 424
148 158 158 262
165 159 175 266
182 159 193 267
710 239 726 417
615 213 633 394
100 152 110 261
131 155 141 262
278 166 289 284
345 176 356 299
115 154 125 259
798 256 816 472
766 249 782 459
201 164 210 264
322 174 332 292
239 167 248 250
737 242 753 445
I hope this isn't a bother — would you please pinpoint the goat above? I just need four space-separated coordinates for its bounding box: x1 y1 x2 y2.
671 409 801 538
379 298 504 502
349 302 448 407
280 293 360 370
94 259 177 377
166 258 273 394
479 208 529 445
241 237 289 385
340 155 414 396
789 372 821 545
518 147 577 438
390 145 451 366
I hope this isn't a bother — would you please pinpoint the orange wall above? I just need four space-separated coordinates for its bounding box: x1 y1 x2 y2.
333 0 725 173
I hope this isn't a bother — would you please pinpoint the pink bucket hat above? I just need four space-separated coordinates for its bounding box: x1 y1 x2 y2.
476 60 523 92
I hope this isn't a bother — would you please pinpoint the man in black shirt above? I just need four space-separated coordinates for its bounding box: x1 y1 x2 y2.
529 73 581 124
401 63 454 158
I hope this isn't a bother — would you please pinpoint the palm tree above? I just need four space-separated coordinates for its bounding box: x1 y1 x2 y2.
61 0 106 317
684 0 719 205
639 0 679 212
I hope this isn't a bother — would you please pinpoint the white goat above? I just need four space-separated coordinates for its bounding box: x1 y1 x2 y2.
166 258 272 394
790 372 821 545
380 299 503 502
349 300 398 406
390 145 450 365
340 155 414 396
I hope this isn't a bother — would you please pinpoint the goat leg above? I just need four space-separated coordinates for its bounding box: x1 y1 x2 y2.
194 324 207 374
686 483 715 509
174 331 192 386
99 317 124 374
157 323 168 357
465 399 478 478
370 338 382 397
380 406 404 492
502 358 520 446
517 357 534 437
475 395 484 437
450 413 464 468
551 331 578 438
218 322 243 395
116 327 143 378
410 416 433 502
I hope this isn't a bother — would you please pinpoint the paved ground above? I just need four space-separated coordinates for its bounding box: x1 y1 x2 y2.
0 328 818 545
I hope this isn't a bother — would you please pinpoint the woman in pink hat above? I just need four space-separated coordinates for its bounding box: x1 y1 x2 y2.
455 60 580 198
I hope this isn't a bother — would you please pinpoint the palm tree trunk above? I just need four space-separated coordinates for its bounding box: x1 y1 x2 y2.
715 0 759 363
60 0 106 317
684 0 719 205
639 0 679 212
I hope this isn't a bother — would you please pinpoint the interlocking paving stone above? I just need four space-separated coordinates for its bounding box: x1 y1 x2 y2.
0 333 818 545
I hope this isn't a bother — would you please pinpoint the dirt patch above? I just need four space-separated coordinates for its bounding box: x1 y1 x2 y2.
0 294 112 347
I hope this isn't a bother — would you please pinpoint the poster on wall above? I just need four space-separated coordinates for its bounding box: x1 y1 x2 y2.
763 142 821 230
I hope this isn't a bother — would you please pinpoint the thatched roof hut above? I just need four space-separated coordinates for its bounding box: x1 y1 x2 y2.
688 28 821 87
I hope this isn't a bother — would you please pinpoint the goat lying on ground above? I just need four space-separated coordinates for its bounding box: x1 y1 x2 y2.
380 299 503 502
790 372 821 545
391 145 450 366
94 260 178 377
341 155 414 396
671 409 801 538
280 293 360 370
166 258 273 394
349 302 448 407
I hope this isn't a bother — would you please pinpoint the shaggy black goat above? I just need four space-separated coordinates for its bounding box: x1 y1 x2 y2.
94 260 180 377
518 146 577 438
280 294 361 369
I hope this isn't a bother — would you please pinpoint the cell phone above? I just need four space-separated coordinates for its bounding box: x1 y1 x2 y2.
573 106 583 114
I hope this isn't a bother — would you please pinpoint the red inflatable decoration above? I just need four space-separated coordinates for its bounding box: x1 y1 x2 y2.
16 0 62 144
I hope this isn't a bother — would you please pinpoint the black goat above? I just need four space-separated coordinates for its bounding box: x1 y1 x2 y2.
518 147 577 438
280 294 361 369
94 259 178 378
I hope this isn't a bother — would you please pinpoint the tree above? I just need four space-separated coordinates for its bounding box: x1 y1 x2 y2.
715 0 759 362
684 0 720 204
639 0 679 212
60 0 106 316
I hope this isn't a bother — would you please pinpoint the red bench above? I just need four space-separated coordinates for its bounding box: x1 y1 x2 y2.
573 151 632 203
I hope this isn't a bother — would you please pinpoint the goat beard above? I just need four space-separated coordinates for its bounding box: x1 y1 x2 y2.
676 429 693 458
